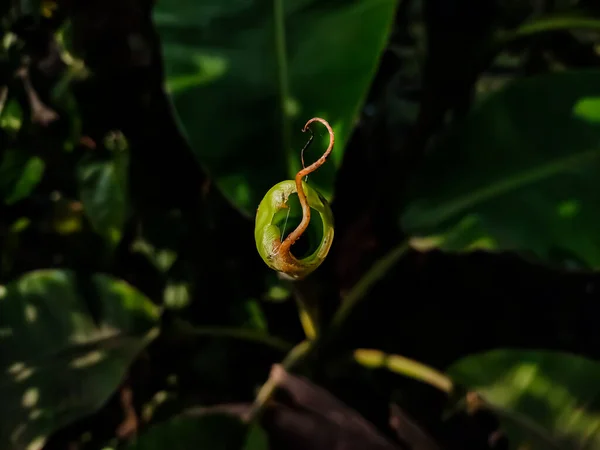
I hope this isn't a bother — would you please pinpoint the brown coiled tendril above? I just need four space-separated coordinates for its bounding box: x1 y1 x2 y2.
276 118 335 258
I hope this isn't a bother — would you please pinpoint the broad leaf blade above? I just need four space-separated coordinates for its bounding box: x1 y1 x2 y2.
0 270 161 450
0 150 45 205
154 0 397 215
448 350 600 449
402 70 600 269
78 158 128 246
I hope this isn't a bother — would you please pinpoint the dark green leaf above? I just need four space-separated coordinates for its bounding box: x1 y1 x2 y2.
154 0 397 215
0 97 23 133
0 150 45 205
242 299 268 331
125 414 268 450
244 424 269 450
0 270 161 450
402 70 600 269
448 349 600 450
77 158 128 246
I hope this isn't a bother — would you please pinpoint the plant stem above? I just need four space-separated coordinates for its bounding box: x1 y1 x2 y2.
496 14 600 46
332 241 410 329
248 240 412 421
248 339 312 421
296 299 318 340
175 319 293 353
354 349 452 393
273 0 294 176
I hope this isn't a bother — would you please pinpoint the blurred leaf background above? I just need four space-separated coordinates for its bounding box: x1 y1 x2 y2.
1 0 600 449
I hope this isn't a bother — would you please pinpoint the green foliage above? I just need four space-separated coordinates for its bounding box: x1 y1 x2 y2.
403 70 600 269
1 1 600 449
0 270 160 450
0 150 45 205
76 131 130 247
449 350 600 449
154 0 397 215
77 157 128 247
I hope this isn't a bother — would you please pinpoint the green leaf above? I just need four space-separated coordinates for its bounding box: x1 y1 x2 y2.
402 70 600 269
77 157 128 246
448 349 600 449
244 423 269 450
0 150 45 205
0 269 161 450
154 0 397 215
242 299 268 332
125 414 268 450
0 98 23 132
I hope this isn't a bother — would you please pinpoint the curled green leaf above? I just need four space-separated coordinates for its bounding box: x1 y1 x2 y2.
255 118 335 279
